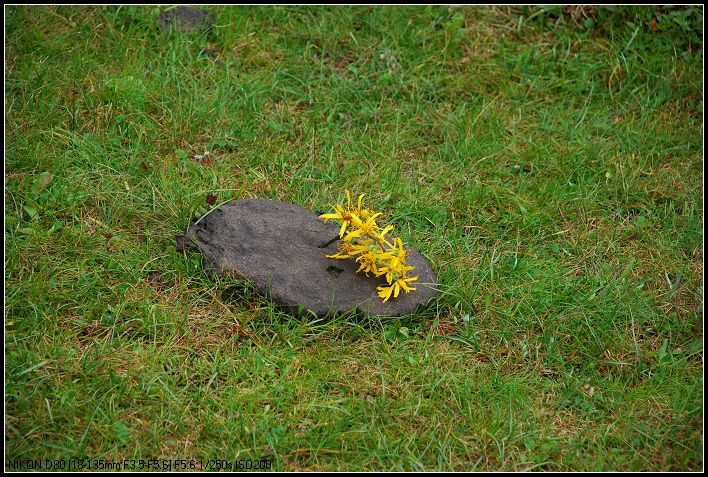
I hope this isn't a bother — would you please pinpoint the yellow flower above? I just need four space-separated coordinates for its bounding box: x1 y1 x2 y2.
388 237 407 270
353 193 377 220
377 275 419 303
343 213 383 242
320 190 365 238
326 240 357 259
320 190 418 303
355 251 381 276
374 224 394 242
381 262 416 285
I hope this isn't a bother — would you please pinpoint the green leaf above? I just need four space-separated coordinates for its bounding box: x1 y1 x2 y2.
49 221 63 234
658 339 668 362
32 172 52 194
23 205 38 220
377 72 393 85
621 259 635 281
112 421 130 446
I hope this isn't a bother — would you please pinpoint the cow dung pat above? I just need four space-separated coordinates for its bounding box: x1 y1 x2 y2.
158 7 215 33
178 199 438 318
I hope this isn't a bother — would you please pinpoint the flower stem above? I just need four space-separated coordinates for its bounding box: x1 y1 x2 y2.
318 235 340 248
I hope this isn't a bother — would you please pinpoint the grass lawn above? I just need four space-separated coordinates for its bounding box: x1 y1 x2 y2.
5 5 703 471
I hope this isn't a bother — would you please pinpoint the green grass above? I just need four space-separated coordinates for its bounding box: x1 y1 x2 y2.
5 5 703 471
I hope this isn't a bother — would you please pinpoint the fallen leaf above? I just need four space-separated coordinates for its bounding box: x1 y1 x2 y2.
34 172 52 193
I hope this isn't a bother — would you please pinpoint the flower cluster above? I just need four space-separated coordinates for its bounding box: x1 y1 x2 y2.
320 190 418 303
